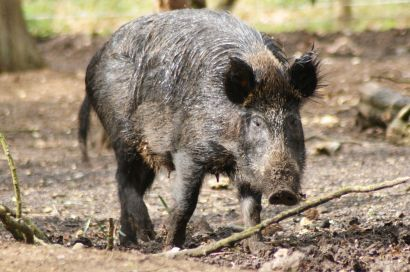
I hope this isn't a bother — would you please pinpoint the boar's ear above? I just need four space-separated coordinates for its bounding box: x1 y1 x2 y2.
289 52 319 98
224 57 256 104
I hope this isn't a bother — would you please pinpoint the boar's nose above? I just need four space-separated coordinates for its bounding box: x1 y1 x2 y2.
268 190 299 206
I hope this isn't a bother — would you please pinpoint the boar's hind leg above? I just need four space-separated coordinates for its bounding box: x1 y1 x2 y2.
115 145 156 246
165 152 204 248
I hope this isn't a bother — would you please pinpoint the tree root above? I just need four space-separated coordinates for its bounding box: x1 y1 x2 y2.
164 176 410 258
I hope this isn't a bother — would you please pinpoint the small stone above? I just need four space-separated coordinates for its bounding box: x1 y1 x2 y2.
170 247 181 253
300 217 313 228
312 141 342 156
319 115 340 127
42 206 53 213
262 223 283 236
73 172 84 179
72 243 86 250
259 248 305 272
304 208 319 220
75 230 84 238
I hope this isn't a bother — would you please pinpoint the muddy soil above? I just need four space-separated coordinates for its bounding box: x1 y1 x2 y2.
1 29 410 271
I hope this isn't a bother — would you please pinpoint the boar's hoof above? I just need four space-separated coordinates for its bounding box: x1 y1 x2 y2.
269 190 299 206
137 228 156 242
119 235 138 248
242 240 273 255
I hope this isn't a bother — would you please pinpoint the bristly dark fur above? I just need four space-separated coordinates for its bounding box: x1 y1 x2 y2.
79 9 321 250
261 33 288 64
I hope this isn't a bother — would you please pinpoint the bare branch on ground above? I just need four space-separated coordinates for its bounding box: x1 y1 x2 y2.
0 204 34 243
163 176 410 258
0 132 49 243
0 132 22 219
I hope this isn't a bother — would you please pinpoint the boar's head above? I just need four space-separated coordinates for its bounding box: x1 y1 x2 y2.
224 48 320 206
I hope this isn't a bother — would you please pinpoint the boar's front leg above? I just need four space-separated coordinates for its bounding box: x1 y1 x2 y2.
114 143 156 246
239 188 268 253
165 151 204 248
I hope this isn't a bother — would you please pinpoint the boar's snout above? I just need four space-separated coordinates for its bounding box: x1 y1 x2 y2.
268 189 299 206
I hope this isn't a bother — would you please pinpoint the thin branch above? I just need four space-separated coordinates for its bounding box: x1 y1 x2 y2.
22 217 49 242
107 218 114 250
0 205 34 243
165 176 410 258
371 75 410 84
0 204 49 244
0 133 49 243
158 195 170 215
0 132 22 219
305 134 362 145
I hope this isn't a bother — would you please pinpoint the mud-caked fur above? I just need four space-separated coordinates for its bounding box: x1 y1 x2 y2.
80 9 320 248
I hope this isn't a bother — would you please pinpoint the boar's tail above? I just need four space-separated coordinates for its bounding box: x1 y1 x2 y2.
78 94 91 162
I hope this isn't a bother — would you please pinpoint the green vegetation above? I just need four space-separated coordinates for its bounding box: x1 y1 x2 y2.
230 0 410 33
22 0 410 37
23 0 153 37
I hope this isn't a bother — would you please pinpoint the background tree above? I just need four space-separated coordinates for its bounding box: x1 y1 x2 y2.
338 0 353 27
191 0 206 9
156 0 206 11
216 0 237 10
156 0 238 11
0 0 43 72
157 0 190 11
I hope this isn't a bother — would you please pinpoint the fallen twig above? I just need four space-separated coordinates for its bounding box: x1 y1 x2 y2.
0 204 49 244
0 132 49 244
0 204 34 243
107 218 114 250
0 132 22 219
305 135 362 146
164 176 410 258
158 195 170 215
371 75 410 84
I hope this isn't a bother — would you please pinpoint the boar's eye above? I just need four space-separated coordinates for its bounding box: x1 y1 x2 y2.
251 116 265 129
247 115 269 144
253 119 261 127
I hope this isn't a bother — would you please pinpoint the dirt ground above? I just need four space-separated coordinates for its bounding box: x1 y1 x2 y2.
1 29 410 271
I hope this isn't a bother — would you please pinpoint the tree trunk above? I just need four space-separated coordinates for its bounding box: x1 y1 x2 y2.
216 0 237 10
191 0 206 9
0 0 43 72
157 0 189 11
337 0 352 27
156 0 206 11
